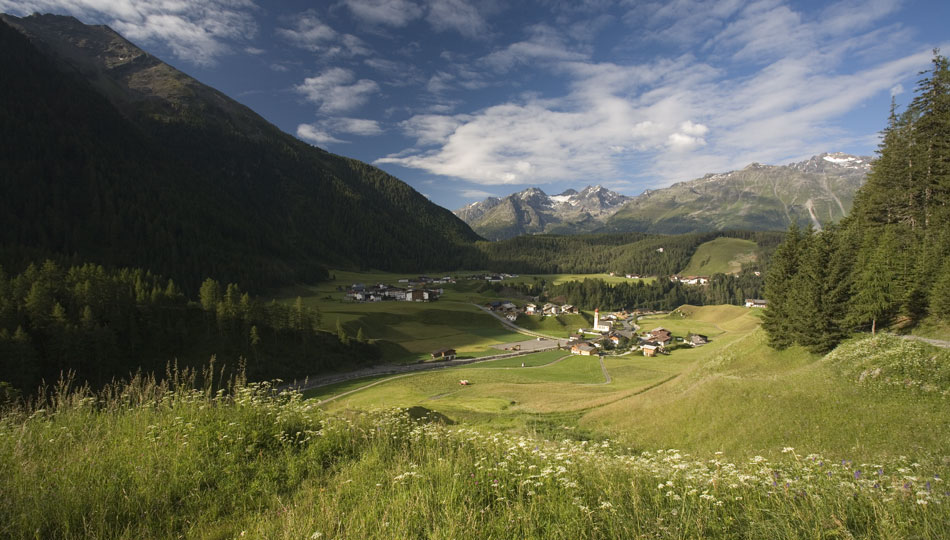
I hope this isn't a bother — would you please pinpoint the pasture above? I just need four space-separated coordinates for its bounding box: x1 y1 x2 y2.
316 303 950 465
678 236 759 275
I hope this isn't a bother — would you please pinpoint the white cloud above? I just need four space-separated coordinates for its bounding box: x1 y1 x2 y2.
425 0 488 38
461 189 495 199
331 117 384 136
890 83 904 97
295 68 380 113
667 132 705 151
276 12 336 50
377 0 936 190
0 0 258 65
276 11 370 57
344 0 423 27
296 123 346 145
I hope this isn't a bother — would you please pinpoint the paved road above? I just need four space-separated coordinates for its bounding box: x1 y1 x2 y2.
470 303 562 340
284 346 560 394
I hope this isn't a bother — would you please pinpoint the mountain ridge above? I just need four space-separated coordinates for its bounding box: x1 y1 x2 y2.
454 185 633 240
456 152 870 239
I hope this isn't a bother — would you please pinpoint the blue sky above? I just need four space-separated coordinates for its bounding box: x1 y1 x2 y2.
3 0 948 210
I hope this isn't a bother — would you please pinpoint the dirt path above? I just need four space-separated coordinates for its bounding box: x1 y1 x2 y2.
598 355 611 384
900 335 950 348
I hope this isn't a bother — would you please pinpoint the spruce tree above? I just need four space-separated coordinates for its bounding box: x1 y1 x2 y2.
762 223 803 349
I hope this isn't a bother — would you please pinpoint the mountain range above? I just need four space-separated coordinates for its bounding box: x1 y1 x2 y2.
454 185 632 240
456 153 871 239
0 13 480 292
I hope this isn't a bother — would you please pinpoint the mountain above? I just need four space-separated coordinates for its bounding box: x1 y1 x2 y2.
604 153 870 234
454 185 633 240
0 13 481 292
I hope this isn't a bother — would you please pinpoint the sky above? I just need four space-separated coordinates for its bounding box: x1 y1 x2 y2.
3 0 949 210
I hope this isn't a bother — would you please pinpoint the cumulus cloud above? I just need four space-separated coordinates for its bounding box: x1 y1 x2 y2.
294 68 380 113
296 123 346 145
0 0 258 65
379 0 934 188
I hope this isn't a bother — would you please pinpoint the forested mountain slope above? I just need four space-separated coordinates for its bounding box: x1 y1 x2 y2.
0 14 481 293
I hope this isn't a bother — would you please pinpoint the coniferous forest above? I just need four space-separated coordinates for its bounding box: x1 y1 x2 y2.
0 261 377 395
763 52 950 352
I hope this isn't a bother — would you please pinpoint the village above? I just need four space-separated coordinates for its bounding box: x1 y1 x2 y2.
338 273 771 364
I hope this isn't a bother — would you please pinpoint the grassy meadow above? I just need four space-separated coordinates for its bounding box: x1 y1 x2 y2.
9 268 945 538
678 237 759 276
2 360 947 539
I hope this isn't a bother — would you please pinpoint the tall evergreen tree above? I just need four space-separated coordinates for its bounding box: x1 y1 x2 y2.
762 223 803 349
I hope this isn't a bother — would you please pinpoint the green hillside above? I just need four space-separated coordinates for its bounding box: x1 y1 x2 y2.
0 15 480 293
678 237 759 275
6 311 947 538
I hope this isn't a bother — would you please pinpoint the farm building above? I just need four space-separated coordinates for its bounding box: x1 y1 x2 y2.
571 342 596 356
431 348 457 361
689 334 709 346
642 343 659 357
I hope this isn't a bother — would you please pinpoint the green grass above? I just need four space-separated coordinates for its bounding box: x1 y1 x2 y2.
509 273 657 285
515 313 590 337
3 371 947 539
678 237 758 275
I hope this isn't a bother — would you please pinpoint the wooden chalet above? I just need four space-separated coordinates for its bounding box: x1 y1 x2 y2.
431 348 457 361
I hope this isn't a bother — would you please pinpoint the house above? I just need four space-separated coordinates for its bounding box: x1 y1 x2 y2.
431 348 457 361
560 304 578 314
505 312 518 322
542 303 559 316
615 329 636 340
607 335 621 346
648 327 672 346
571 342 596 356
745 299 768 308
500 302 517 311
525 303 537 315
568 333 583 342
689 334 709 346
642 343 659 357
406 290 426 302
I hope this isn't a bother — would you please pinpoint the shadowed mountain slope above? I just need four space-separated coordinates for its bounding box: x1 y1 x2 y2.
0 13 481 292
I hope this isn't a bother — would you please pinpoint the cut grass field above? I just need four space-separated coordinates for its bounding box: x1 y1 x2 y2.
678 237 758 275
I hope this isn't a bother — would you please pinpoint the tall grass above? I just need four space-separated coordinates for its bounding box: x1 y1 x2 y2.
1 370 947 538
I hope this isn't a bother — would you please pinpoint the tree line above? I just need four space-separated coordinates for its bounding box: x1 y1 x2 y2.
0 261 378 394
505 270 764 312
763 52 950 352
